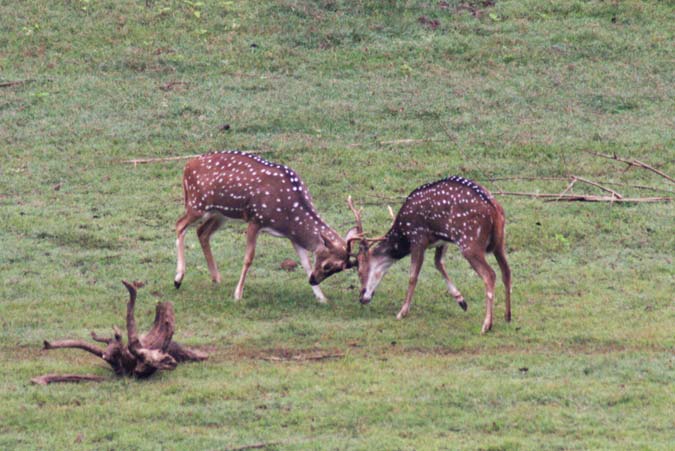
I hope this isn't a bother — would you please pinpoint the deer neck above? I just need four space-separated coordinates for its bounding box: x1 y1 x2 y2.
288 215 343 252
373 226 410 260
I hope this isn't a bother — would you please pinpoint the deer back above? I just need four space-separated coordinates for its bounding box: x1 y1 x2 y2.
182 151 338 250
388 176 500 254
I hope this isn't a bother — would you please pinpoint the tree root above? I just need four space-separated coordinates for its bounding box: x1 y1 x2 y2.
34 281 207 383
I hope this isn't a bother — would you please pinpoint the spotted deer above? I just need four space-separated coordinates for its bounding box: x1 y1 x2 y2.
348 176 511 333
174 151 360 302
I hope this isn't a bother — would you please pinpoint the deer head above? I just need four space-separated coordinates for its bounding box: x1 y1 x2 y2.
308 226 360 285
342 196 392 304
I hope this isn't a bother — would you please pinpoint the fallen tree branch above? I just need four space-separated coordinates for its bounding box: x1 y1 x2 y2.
494 191 671 203
488 176 672 194
556 178 577 201
583 150 675 184
572 176 623 199
31 374 106 385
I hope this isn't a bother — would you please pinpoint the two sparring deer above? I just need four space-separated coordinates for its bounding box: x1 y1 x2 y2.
346 176 512 334
174 151 360 302
174 151 511 333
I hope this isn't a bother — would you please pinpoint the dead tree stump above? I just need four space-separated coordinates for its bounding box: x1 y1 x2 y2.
33 281 207 384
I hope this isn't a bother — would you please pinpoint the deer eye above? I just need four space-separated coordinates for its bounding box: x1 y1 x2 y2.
322 263 332 272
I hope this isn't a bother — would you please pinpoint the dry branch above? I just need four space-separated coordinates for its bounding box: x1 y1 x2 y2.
34 281 207 384
572 176 623 199
494 191 671 203
583 150 675 184
488 176 673 194
43 339 104 358
556 178 577 201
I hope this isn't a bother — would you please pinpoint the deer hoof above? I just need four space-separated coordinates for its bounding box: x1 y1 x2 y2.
458 300 467 311
480 323 493 334
505 312 512 322
174 280 181 289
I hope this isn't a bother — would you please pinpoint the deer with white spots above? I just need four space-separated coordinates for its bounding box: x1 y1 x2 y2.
174 151 360 302
348 176 511 333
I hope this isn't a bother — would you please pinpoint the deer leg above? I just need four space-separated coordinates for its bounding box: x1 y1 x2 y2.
174 211 201 289
434 245 467 311
292 243 328 303
197 215 224 284
234 223 260 300
396 246 425 320
463 248 496 334
493 242 512 322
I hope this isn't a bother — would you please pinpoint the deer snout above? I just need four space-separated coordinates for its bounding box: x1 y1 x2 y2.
359 288 371 305
309 274 319 286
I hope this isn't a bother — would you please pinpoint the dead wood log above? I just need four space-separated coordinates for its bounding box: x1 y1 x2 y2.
35 281 207 383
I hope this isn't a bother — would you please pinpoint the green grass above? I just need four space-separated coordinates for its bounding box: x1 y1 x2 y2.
1 0 674 449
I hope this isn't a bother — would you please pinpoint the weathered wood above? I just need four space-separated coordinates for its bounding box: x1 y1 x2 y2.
34 281 207 383
43 339 104 358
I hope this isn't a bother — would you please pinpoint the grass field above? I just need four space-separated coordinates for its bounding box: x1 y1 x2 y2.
1 0 674 449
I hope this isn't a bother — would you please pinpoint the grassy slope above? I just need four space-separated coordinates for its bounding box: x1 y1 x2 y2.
1 0 673 449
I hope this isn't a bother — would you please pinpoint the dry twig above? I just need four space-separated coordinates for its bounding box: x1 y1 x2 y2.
556 178 577 201
572 176 623 199
494 191 670 203
583 150 675 184
488 176 672 194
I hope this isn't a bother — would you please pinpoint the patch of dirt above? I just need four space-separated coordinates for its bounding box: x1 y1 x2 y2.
454 0 496 18
418 16 440 30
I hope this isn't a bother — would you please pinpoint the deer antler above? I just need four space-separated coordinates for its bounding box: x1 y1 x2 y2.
346 196 365 255
346 196 389 252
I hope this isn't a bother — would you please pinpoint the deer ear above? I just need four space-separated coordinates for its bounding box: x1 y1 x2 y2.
344 226 360 242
